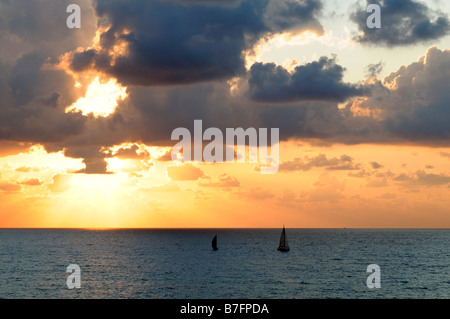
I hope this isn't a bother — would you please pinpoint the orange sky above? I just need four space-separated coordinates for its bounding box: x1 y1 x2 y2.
1 141 449 228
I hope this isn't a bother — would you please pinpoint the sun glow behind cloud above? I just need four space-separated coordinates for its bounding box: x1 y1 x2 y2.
65 76 127 117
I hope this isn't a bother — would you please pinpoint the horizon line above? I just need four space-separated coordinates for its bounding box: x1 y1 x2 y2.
0 227 449 230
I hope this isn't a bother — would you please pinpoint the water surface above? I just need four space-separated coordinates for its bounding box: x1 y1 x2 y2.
0 229 448 298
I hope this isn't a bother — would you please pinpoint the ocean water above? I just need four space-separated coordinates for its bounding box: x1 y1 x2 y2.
0 229 448 299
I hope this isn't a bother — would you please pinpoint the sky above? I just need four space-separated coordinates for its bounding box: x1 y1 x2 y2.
0 0 449 228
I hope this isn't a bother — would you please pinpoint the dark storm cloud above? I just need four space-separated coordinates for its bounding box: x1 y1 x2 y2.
0 1 96 161
109 82 259 144
7 53 78 106
2 0 450 178
0 52 87 144
351 0 450 46
255 99 383 143
255 47 450 146
69 0 324 86
248 56 365 102
0 0 96 63
383 99 450 142
4 46 450 176
347 47 450 145
263 0 324 34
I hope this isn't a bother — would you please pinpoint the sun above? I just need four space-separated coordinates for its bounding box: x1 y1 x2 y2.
66 76 128 117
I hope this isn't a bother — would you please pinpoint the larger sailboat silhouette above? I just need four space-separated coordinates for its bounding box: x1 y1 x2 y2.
277 226 290 252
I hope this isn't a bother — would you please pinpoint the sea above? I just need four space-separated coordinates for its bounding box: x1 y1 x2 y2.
0 229 448 299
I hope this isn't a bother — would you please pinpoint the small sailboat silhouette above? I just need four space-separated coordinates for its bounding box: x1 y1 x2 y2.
277 225 290 252
212 235 218 251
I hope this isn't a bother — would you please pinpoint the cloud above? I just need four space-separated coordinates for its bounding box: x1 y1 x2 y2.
0 1 99 172
248 56 365 102
377 193 397 199
263 0 324 34
370 161 383 169
167 164 205 181
342 47 450 145
48 174 73 192
279 154 360 171
19 178 43 186
107 144 150 160
0 141 31 157
365 61 384 77
75 158 112 174
246 187 275 200
351 0 450 46
394 170 450 187
5 46 448 177
199 174 240 187
15 167 33 173
440 152 450 159
66 0 324 86
0 0 97 64
348 169 372 178
0 52 87 144
380 48 450 143
65 146 112 174
0 181 21 193
143 183 180 192
156 150 174 162
366 177 388 188
309 173 345 202
1 1 450 179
